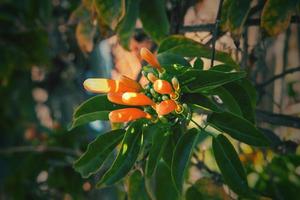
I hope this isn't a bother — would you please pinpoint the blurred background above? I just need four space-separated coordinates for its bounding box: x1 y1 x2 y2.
1 0 300 199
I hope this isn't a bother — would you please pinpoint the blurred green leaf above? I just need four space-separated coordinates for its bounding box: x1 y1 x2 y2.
139 0 169 43
178 70 246 92
73 129 125 178
146 161 179 200
186 178 229 200
221 0 251 36
117 0 140 49
261 0 297 36
97 120 144 187
94 0 125 29
128 170 150 200
208 112 269 146
76 19 96 53
158 35 238 66
146 126 169 177
171 128 199 193
212 134 250 196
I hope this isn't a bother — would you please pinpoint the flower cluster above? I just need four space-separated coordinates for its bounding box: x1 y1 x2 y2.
83 48 183 123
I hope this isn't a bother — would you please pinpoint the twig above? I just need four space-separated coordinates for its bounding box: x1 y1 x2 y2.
210 0 224 68
256 66 300 88
256 110 300 129
0 145 81 156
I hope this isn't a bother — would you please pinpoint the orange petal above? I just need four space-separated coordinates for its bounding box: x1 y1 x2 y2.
83 78 137 93
153 79 174 94
122 92 154 106
156 100 177 116
107 93 126 105
140 48 162 71
109 108 151 123
119 75 142 92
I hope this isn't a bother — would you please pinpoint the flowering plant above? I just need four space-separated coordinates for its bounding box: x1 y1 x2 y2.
70 36 269 198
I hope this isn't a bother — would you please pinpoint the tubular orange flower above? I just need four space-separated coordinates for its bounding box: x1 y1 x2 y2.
140 48 162 71
109 108 151 123
83 78 139 93
108 92 154 106
119 75 142 92
155 99 177 116
153 79 174 95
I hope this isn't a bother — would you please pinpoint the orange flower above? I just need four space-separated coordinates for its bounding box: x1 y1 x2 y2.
108 92 154 106
119 75 142 92
84 78 139 93
140 47 162 71
156 99 177 116
153 79 174 94
109 108 151 123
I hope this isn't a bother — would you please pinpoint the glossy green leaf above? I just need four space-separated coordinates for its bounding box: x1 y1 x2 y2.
209 64 235 72
70 95 124 130
74 95 124 118
186 178 228 200
128 170 150 200
146 161 179 200
157 52 191 67
221 0 251 35
261 0 297 36
139 0 169 43
239 78 257 109
178 69 246 92
182 93 222 113
208 112 269 146
210 87 243 116
223 82 255 123
117 0 140 49
158 35 238 66
146 127 169 177
212 134 250 196
193 57 204 70
73 129 125 178
69 111 110 130
94 0 125 30
97 120 144 187
171 128 199 192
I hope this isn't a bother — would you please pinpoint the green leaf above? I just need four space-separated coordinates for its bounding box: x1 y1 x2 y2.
210 87 243 116
221 0 251 36
186 178 228 200
212 134 250 196
117 0 140 49
209 64 235 72
261 0 297 36
146 126 169 177
238 78 257 109
193 57 204 70
208 112 270 146
139 0 169 43
157 52 191 67
73 129 125 178
182 93 222 113
128 170 150 200
97 120 144 187
74 95 124 118
171 128 199 192
178 70 246 92
223 82 255 123
69 111 110 130
158 35 238 66
75 19 96 53
94 0 125 30
146 161 179 200
70 95 124 130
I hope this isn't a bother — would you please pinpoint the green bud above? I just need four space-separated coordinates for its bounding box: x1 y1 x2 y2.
162 95 169 100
